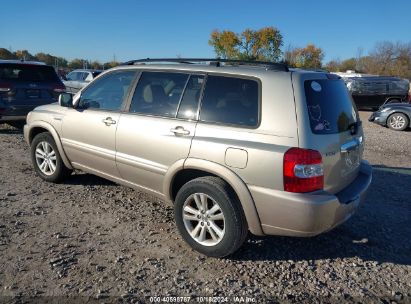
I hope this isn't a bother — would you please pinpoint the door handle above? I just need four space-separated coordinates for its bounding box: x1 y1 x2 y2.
170 126 190 136
102 117 116 126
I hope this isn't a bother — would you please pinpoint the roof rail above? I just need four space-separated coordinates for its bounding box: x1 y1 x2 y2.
121 58 289 72
0 59 46 65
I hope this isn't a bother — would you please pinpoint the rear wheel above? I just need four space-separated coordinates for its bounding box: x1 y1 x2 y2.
174 176 248 257
30 132 72 182
387 113 409 131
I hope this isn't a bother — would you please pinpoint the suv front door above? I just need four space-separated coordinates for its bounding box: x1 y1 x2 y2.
61 70 137 178
115 71 204 195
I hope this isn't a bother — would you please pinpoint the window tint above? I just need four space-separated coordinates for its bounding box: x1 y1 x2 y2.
176 75 204 120
0 64 59 82
66 72 78 81
78 71 136 111
200 76 259 127
130 72 189 117
304 79 358 134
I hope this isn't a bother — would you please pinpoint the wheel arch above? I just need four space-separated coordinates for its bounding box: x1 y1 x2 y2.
164 158 264 236
26 122 73 169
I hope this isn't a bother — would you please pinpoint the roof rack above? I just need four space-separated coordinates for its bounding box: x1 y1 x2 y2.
122 58 289 72
0 59 46 65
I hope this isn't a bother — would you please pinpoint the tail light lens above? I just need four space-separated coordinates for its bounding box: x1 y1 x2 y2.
0 82 12 93
283 148 324 193
52 84 66 99
53 84 66 93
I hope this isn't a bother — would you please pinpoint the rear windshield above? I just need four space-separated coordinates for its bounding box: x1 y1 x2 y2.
0 64 59 82
304 79 358 134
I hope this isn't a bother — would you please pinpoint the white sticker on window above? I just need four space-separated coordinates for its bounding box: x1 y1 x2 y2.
311 81 322 92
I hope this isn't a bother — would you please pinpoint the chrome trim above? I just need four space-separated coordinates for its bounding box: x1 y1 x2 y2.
61 138 114 161
115 152 167 175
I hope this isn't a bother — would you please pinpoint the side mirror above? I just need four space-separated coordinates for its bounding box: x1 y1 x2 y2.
58 93 73 108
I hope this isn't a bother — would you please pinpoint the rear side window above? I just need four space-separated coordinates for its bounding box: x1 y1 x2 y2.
0 64 59 82
176 75 204 120
305 79 358 134
199 75 259 127
130 72 189 117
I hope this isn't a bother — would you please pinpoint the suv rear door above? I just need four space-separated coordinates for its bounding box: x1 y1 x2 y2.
293 73 363 194
115 71 203 195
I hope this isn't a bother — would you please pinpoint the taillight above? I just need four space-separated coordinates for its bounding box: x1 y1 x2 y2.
51 84 66 99
0 82 12 93
53 84 66 93
283 148 324 193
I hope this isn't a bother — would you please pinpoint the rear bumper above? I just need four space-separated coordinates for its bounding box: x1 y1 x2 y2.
249 161 372 237
0 115 26 122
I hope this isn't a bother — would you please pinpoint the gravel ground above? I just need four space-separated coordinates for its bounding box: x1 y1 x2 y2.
0 111 410 303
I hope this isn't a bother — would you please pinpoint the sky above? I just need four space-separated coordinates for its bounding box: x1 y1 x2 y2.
1 0 410 63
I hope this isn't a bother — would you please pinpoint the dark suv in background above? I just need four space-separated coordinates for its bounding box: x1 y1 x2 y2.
0 60 65 128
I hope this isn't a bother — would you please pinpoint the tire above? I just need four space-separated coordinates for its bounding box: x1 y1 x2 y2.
174 176 248 257
7 121 25 129
387 113 409 131
30 132 72 182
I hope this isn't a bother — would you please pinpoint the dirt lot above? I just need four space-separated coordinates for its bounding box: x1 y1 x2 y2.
0 111 410 303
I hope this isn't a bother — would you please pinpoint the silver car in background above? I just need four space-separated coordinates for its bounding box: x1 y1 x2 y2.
63 69 101 94
24 58 372 257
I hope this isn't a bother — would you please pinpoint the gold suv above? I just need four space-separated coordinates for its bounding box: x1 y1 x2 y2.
24 59 372 257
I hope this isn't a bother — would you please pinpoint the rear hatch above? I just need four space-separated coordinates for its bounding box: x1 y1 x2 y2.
0 63 65 116
292 72 363 194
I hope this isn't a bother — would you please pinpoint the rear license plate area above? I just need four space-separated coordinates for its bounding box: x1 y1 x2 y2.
26 89 40 98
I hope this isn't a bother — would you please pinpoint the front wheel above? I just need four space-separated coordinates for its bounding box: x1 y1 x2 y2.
30 132 72 182
387 113 409 131
174 176 248 257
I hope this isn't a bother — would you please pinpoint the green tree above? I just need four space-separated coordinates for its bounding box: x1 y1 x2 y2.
0 48 17 59
34 52 56 65
209 26 283 61
339 57 357 72
89 60 103 70
68 58 85 69
15 49 35 61
293 44 324 69
324 59 341 72
103 61 120 69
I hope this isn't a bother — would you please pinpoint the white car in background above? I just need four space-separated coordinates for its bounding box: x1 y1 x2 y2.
63 69 102 94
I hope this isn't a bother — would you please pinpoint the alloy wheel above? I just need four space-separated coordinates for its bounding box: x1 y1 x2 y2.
35 141 57 175
182 193 225 246
389 115 406 130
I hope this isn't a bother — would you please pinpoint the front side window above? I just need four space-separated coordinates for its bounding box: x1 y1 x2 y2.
77 71 136 111
199 75 259 127
129 72 189 117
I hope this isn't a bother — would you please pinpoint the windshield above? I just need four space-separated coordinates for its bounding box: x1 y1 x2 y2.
304 79 358 134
